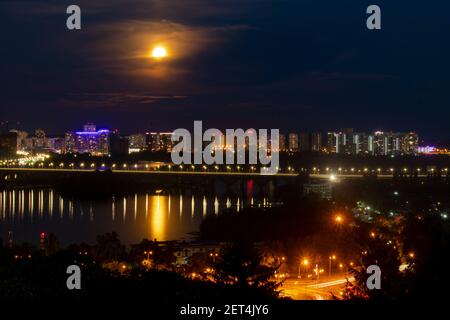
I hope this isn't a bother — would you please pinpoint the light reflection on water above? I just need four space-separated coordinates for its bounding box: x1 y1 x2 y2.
0 189 267 246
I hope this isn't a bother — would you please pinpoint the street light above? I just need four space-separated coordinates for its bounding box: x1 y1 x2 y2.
329 255 336 277
209 252 219 263
335 215 343 224
144 250 153 260
298 258 309 278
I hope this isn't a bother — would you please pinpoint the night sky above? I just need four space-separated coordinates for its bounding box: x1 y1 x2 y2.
1 0 450 141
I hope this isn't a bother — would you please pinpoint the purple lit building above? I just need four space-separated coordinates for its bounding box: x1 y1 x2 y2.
64 124 115 155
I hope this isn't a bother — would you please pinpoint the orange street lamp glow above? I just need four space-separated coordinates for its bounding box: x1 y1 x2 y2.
335 215 343 223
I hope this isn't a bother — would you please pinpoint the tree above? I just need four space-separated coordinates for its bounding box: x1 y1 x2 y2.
93 232 126 263
186 252 210 275
400 213 450 299
343 234 407 300
213 242 282 299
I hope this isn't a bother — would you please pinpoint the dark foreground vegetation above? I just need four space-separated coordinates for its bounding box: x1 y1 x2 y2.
0 234 282 302
201 177 450 300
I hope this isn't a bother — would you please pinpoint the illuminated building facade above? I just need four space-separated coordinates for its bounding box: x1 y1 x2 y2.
72 128 110 155
279 134 287 152
127 133 146 153
288 133 299 152
145 132 174 152
310 132 322 152
299 132 310 152
328 130 419 156
303 181 332 199
64 124 127 155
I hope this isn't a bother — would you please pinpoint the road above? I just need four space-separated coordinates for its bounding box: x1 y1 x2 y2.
0 166 297 177
281 274 355 300
0 167 421 180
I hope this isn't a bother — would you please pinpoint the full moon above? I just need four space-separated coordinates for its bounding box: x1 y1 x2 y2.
151 46 167 59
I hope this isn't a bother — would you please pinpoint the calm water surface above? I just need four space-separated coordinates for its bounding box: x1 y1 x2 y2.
0 188 269 245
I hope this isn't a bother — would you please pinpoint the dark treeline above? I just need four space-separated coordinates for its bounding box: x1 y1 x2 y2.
0 233 283 302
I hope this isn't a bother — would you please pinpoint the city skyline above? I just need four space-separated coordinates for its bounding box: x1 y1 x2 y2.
2 121 428 157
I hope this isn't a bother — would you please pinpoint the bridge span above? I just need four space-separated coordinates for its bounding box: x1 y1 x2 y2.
0 167 430 180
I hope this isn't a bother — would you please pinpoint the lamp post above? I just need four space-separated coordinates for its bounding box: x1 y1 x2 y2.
144 250 153 265
298 258 309 278
209 252 218 263
329 255 336 277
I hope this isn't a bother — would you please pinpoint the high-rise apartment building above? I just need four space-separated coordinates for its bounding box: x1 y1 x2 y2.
310 132 322 152
288 133 299 152
299 132 310 152
401 132 419 155
279 134 287 152
145 132 174 152
63 124 128 156
127 133 147 153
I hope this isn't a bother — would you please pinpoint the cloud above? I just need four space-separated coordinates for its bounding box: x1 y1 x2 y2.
59 92 187 110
